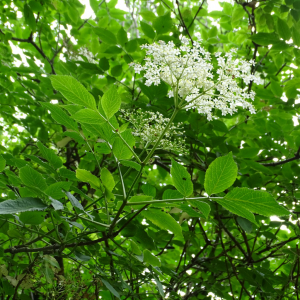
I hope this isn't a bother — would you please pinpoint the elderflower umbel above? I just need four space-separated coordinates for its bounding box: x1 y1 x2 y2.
120 109 187 154
130 37 262 120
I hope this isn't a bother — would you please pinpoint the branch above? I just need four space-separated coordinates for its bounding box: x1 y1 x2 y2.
261 146 300 166
4 231 119 254
188 0 205 29
176 0 193 45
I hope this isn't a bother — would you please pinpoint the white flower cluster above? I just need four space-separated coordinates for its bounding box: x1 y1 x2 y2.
130 37 263 120
120 109 187 154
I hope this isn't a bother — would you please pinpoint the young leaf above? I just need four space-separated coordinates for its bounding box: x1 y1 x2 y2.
101 86 121 119
19 166 48 191
142 209 183 237
0 198 47 214
37 142 62 169
101 168 115 191
72 109 106 124
143 249 161 267
76 169 101 189
40 102 78 131
171 159 193 197
222 188 290 217
50 75 97 110
204 153 237 196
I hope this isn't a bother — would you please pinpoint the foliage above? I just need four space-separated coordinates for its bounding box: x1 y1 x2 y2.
0 0 300 299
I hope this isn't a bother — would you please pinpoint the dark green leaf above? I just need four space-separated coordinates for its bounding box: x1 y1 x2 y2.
0 198 47 214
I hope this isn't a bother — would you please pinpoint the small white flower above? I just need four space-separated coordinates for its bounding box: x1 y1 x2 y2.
120 109 187 154
131 38 262 119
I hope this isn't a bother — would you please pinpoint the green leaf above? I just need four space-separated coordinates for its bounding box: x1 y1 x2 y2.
270 81 283 97
141 184 156 198
72 109 106 124
251 32 279 46
222 188 290 217
292 27 300 47
40 102 78 131
215 198 257 224
239 147 260 158
128 195 153 203
19 166 48 191
130 240 141 255
45 181 72 199
19 211 46 225
140 21 155 39
99 57 110 71
37 142 62 169
0 198 47 214
153 13 173 34
0 155 6 172
94 28 117 45
112 130 135 160
42 264 54 284
120 160 141 171
24 4 36 32
101 278 120 299
76 169 101 189
66 192 84 211
204 153 237 196
143 249 161 267
101 167 115 191
43 255 60 268
188 201 211 219
111 65 123 77
50 75 97 110
101 86 121 119
125 39 138 53
117 27 128 45
171 159 193 197
153 274 165 298
142 209 183 237
277 18 291 41
237 217 253 233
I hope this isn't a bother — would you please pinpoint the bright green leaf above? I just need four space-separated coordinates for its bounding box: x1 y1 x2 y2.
76 169 101 189
50 75 97 110
204 153 237 196
72 109 106 124
101 86 121 119
101 167 115 191
142 209 183 237
171 159 193 197
41 102 78 131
